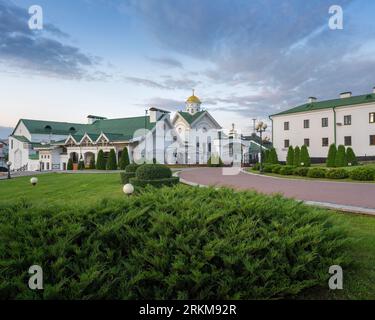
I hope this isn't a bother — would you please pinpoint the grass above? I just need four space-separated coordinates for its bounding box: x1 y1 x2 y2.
1 173 375 299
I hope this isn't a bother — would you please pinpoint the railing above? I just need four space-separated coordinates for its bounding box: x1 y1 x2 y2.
12 164 28 172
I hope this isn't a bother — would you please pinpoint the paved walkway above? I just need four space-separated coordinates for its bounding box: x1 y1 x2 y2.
179 168 375 214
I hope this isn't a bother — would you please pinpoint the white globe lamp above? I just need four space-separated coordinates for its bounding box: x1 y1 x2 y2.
30 177 38 186
123 183 134 196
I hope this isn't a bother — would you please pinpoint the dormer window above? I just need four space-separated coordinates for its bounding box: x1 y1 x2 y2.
44 125 52 131
69 127 76 133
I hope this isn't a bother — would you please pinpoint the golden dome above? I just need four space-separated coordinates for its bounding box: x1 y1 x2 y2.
186 90 201 104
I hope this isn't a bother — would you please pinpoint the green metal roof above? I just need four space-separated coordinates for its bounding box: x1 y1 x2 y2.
271 93 375 117
12 135 31 143
19 119 86 135
29 153 39 160
178 111 205 124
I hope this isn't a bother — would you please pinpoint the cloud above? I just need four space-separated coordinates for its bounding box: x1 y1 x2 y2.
142 97 185 111
119 0 375 119
147 56 183 69
0 0 99 79
125 75 200 90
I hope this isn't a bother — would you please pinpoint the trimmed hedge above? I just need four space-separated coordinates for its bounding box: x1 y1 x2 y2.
106 149 117 170
96 150 106 170
129 177 180 188
279 165 295 175
307 167 327 178
120 172 135 184
326 144 337 168
286 146 294 166
346 147 358 166
349 167 375 181
207 155 224 167
300 145 311 167
326 168 349 180
335 145 348 167
0 185 350 299
119 148 130 170
136 164 172 180
293 167 309 177
125 163 140 173
67 158 73 171
263 164 276 173
252 163 260 171
271 164 282 174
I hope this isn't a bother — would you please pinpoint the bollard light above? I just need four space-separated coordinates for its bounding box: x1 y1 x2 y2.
30 177 38 186
6 161 12 180
123 183 134 195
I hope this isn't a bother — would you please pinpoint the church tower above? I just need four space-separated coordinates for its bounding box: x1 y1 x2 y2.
185 90 202 115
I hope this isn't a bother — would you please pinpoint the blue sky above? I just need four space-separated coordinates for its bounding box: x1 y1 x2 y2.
1 0 375 135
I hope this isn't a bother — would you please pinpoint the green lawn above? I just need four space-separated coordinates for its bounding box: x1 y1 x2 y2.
1 173 375 299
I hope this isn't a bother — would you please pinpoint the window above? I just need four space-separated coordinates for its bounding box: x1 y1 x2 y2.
284 140 290 148
344 136 352 146
344 115 352 125
303 119 310 128
322 118 328 127
370 113 375 123
370 135 375 146
304 139 310 147
322 138 329 147
284 122 289 130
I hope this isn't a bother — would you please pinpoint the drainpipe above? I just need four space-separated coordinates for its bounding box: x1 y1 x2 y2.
268 116 274 145
333 107 337 145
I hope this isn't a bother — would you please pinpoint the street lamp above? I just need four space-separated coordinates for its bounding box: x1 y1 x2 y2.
123 183 134 196
6 161 12 179
255 121 268 173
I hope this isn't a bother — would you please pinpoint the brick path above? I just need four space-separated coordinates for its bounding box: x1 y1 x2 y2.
179 168 375 211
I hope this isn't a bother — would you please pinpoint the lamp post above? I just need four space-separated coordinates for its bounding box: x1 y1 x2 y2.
6 161 12 179
255 121 268 174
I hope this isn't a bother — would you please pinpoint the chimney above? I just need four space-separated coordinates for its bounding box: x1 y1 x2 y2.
308 97 317 103
149 107 170 123
87 115 107 124
339 92 352 99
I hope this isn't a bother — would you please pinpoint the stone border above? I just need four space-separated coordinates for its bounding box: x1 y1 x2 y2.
177 169 375 216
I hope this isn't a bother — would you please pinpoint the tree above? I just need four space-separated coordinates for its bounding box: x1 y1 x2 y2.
346 147 358 166
293 146 301 167
106 149 117 170
119 147 130 170
286 146 294 166
335 145 347 167
326 144 337 167
78 160 85 170
264 149 270 164
300 145 311 167
89 157 96 169
96 150 106 170
269 148 278 164
67 158 73 171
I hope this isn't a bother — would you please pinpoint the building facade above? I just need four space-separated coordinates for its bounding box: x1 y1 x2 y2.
0 140 9 168
270 88 375 162
8 93 224 171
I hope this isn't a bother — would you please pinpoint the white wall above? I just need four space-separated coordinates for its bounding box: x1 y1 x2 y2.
272 102 375 161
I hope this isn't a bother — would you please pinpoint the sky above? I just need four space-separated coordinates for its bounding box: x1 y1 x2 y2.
1 0 375 137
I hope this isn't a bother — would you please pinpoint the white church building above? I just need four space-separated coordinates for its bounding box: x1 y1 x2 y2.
8 92 225 171
270 88 375 162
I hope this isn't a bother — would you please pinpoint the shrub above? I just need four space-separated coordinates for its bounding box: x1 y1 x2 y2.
0 185 350 299
349 167 375 181
263 164 275 173
286 146 294 166
272 164 282 174
279 165 295 175
307 167 327 178
78 160 85 170
207 155 224 167
89 157 96 170
136 164 172 180
268 148 278 164
264 149 270 163
293 167 309 177
293 146 301 167
335 145 347 167
67 158 73 171
119 148 130 170
326 168 349 179
119 163 140 184
96 150 106 170
129 177 179 188
326 144 337 167
346 147 358 166
106 149 117 170
125 163 140 173
300 145 311 167
251 163 260 171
